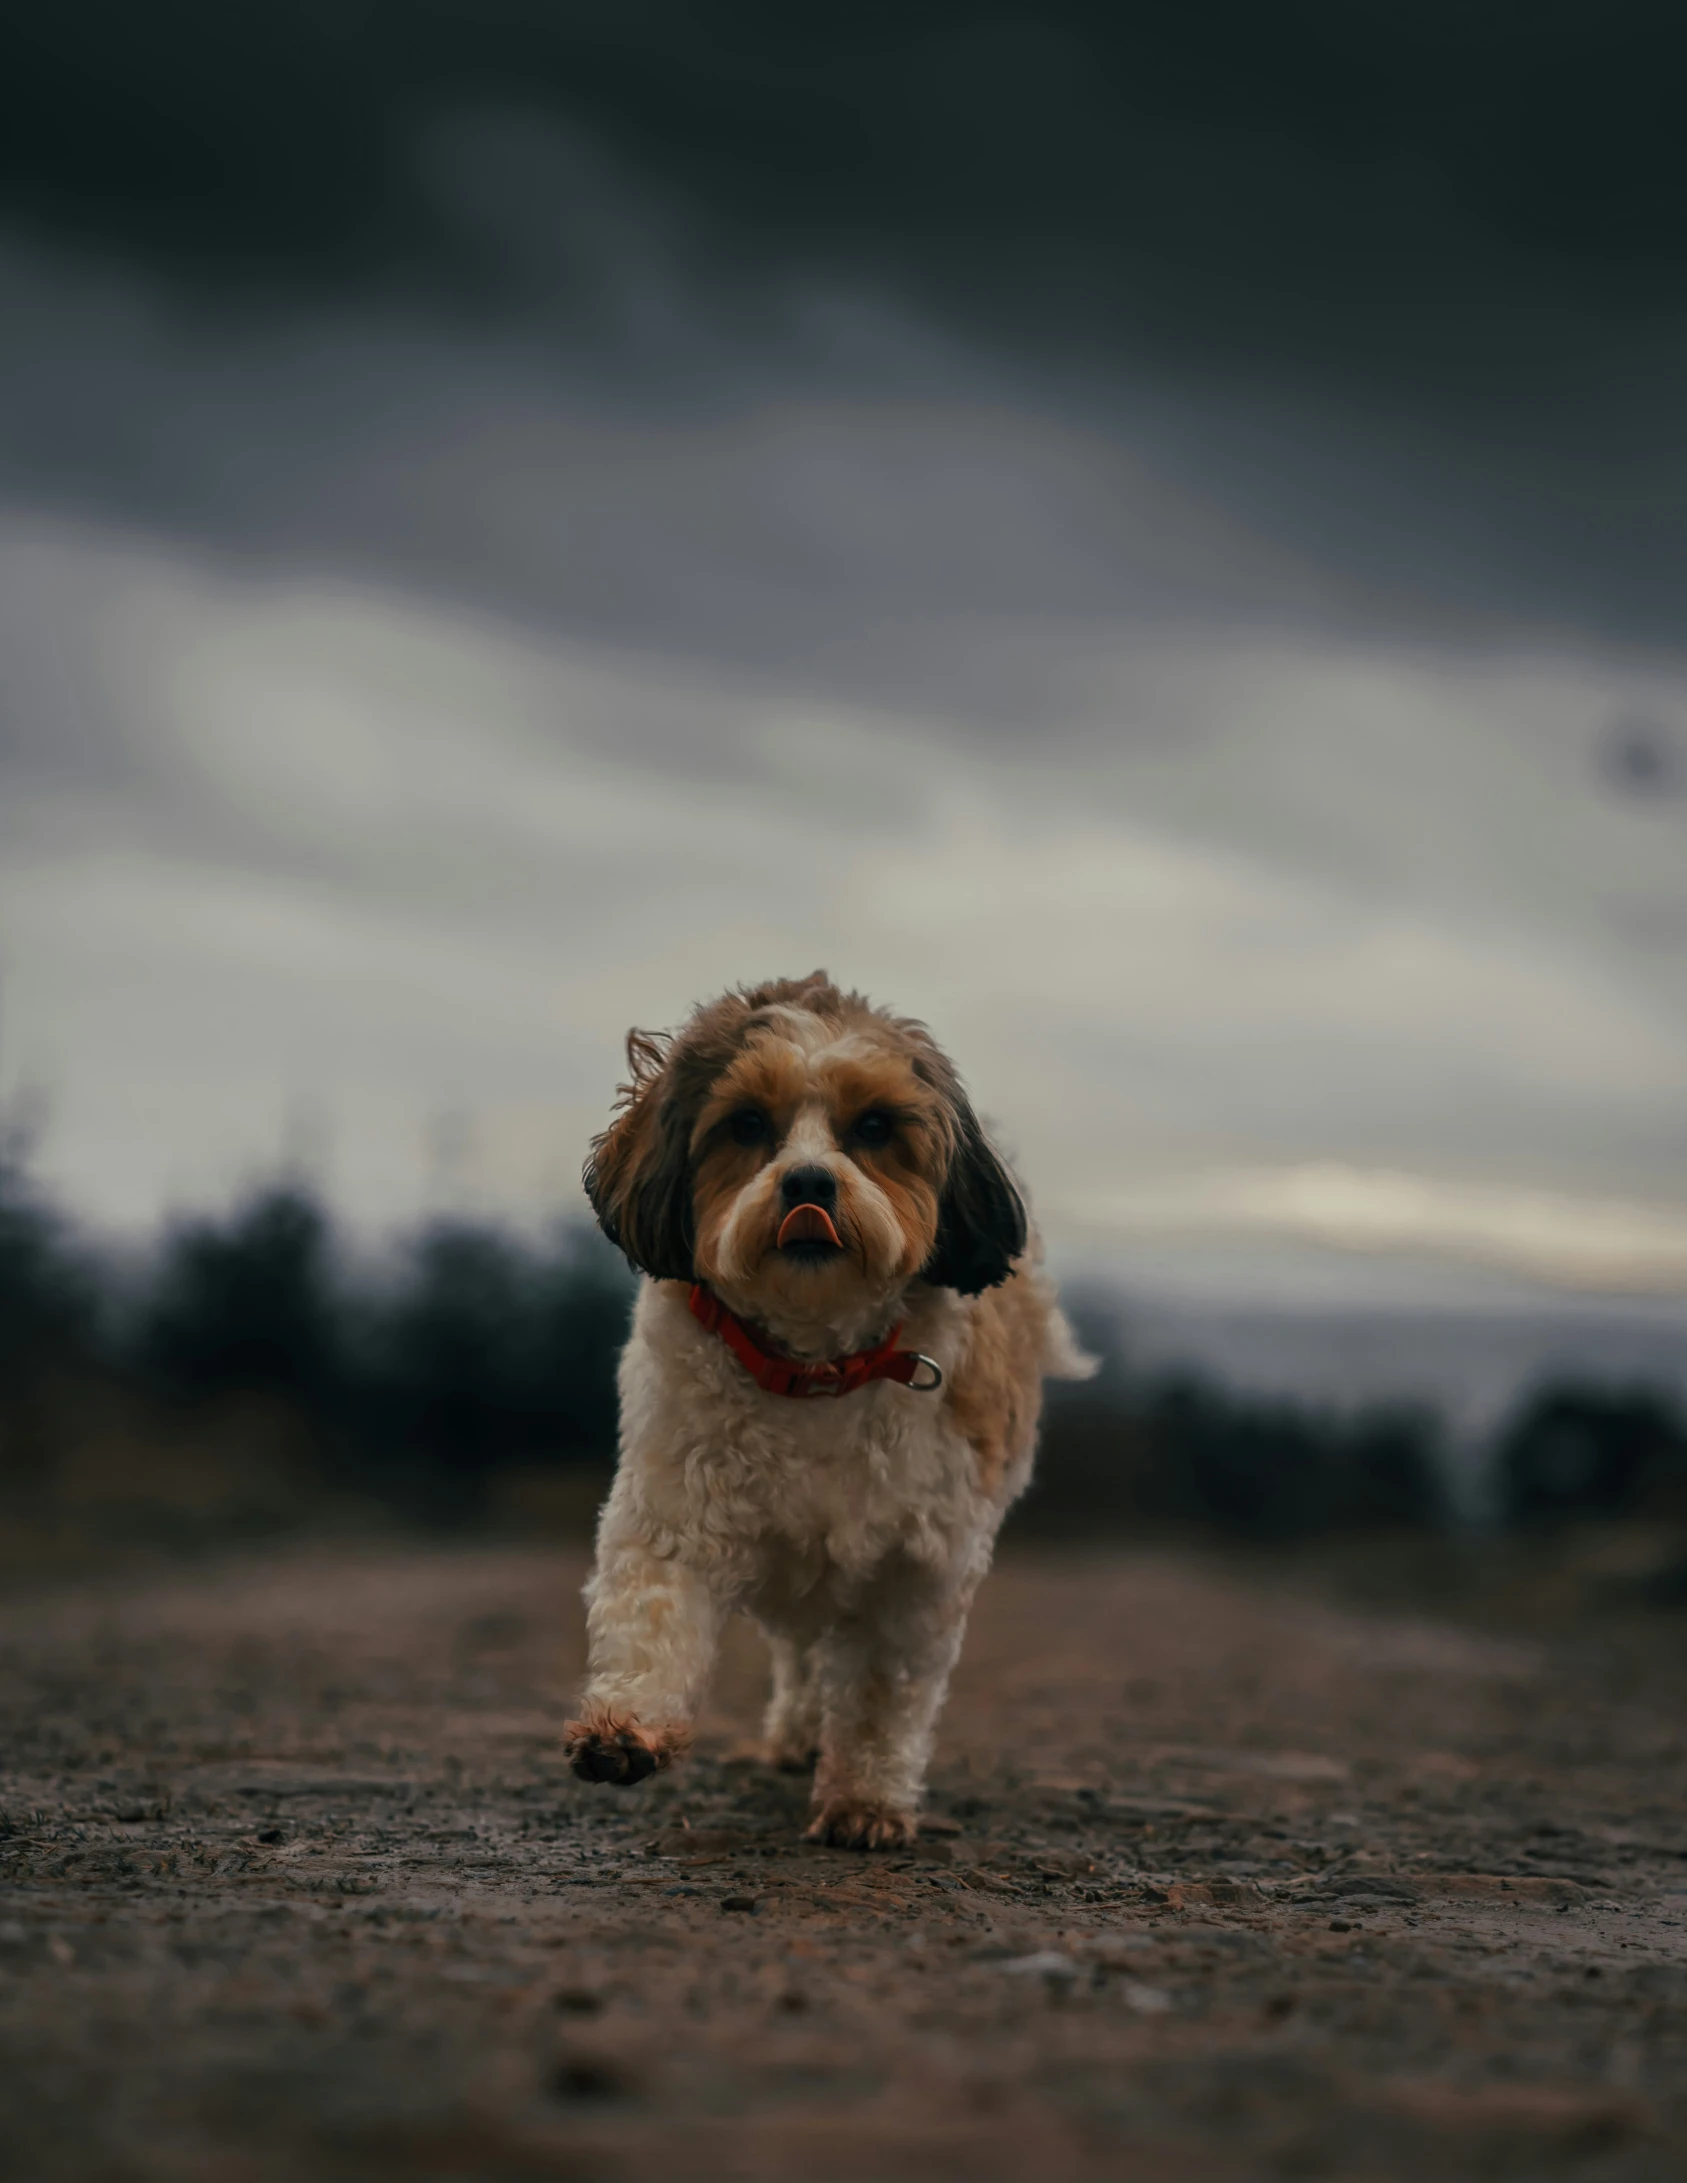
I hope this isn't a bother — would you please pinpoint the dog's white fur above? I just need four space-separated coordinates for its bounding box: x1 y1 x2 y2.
566 974 1092 1848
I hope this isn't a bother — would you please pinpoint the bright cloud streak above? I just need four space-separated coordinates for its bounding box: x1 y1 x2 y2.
1066 1167 1687 1295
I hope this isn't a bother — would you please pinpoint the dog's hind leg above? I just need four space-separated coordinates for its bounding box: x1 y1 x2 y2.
760 1631 822 1772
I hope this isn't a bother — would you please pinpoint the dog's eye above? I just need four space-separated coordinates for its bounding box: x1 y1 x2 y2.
728 1108 769 1147
852 1109 895 1148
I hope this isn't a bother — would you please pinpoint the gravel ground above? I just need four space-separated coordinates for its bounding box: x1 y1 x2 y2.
2 1538 1685 2181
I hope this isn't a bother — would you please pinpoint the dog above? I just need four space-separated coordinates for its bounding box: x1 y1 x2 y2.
564 972 1092 1848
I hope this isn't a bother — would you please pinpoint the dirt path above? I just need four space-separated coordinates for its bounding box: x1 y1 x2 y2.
2 1541 1685 2181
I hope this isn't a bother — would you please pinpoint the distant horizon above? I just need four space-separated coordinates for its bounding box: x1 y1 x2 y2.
10 1052 1687 1310
9 1093 1685 1439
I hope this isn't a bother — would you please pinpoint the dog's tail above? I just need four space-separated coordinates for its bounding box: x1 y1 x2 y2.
1043 1300 1100 1382
1011 1199 1101 1383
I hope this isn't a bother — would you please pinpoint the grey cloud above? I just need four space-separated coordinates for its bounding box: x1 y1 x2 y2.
8 212 1687 788
5 8 1687 686
0 240 1334 752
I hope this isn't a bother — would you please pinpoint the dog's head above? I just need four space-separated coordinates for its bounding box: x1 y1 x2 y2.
584 973 1025 1335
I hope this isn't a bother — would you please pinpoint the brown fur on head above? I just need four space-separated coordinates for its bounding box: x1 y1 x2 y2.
583 973 1025 1334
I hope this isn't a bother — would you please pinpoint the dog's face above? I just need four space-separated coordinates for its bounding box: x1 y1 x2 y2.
687 1012 952 1326
585 974 1025 1335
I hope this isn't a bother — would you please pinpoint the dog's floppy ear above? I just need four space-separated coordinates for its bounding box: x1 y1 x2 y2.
583 1030 696 1282
922 1098 1027 1295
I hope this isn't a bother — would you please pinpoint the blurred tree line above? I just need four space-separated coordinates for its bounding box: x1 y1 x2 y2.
1029 1299 1687 1543
0 1126 633 1532
1 1126 1684 1545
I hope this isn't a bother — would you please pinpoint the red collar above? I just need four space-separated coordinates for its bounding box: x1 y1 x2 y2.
688 1284 943 1399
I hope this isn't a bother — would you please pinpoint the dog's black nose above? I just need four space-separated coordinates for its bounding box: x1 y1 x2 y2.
780 1163 837 1209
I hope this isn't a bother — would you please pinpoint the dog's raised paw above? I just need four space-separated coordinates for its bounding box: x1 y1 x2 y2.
804 1798 918 1851
563 1710 685 1786
565 1729 657 1784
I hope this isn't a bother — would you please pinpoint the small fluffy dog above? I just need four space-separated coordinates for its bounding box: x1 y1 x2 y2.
565 973 1091 1848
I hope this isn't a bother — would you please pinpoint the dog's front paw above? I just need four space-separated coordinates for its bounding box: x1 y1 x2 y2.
563 1707 688 1786
804 1797 918 1851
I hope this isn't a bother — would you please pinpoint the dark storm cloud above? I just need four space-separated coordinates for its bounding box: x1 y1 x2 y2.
5 3 1687 684
5 4 1687 378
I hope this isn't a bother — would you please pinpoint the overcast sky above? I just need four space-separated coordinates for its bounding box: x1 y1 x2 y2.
3 5 1686 1309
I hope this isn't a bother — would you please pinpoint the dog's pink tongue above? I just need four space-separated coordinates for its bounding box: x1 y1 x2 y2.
778 1203 841 1249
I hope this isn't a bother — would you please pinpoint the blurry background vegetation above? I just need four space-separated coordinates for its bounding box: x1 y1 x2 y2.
4 1121 1684 1586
